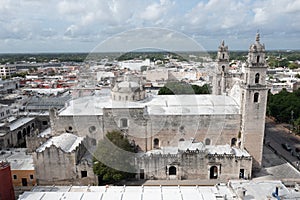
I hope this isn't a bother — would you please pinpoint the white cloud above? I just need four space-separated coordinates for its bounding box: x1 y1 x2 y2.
140 0 174 21
0 0 299 52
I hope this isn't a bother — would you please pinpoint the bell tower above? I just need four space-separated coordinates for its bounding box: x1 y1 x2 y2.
213 40 230 95
240 33 268 169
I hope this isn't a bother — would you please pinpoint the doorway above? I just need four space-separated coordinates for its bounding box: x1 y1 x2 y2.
209 166 218 179
22 178 28 186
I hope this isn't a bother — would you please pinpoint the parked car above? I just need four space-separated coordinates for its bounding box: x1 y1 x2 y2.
282 143 292 151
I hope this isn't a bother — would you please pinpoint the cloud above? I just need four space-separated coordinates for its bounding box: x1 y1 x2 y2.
140 0 174 21
0 0 299 52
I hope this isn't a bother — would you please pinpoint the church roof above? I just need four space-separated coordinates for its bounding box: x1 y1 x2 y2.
36 133 83 153
59 92 240 116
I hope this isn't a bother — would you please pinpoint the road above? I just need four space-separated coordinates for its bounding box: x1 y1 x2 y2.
264 117 300 168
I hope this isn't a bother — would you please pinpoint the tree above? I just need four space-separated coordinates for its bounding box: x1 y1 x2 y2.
158 82 211 95
267 88 300 125
140 65 148 72
288 62 299 69
93 131 136 184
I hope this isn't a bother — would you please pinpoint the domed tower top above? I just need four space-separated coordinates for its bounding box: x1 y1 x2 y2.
248 33 266 67
217 40 229 62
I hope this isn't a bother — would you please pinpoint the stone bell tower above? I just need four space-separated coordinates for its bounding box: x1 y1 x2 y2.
240 33 268 170
213 40 230 95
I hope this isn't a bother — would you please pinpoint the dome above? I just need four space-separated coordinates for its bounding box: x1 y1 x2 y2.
112 81 141 93
111 80 146 102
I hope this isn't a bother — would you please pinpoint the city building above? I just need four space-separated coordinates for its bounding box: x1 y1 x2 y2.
0 149 36 187
0 161 15 200
18 180 300 200
0 65 17 78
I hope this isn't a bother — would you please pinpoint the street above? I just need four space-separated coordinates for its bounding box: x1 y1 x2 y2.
264 117 300 169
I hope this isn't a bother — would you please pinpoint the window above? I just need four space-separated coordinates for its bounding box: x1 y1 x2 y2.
169 166 176 175
120 118 128 128
91 138 97 146
231 138 237 146
254 92 259 103
13 174 17 179
205 138 211 145
255 73 260 84
30 174 34 179
17 131 22 140
257 55 260 63
179 138 185 142
89 126 96 133
222 65 225 72
125 96 128 101
22 129 26 137
153 138 159 148
222 53 225 59
81 171 87 178
42 121 48 125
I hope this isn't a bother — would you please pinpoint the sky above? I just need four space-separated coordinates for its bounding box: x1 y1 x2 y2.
0 0 300 53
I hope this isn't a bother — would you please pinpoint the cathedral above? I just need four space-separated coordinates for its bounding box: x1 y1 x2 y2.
30 33 268 185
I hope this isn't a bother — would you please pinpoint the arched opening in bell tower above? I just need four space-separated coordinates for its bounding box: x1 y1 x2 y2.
254 92 259 103
255 73 260 84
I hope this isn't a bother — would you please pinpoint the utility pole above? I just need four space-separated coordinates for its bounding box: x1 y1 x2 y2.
290 110 294 134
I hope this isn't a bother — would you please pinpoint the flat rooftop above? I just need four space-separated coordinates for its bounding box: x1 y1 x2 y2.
19 185 236 200
18 180 300 200
0 148 34 170
59 94 240 116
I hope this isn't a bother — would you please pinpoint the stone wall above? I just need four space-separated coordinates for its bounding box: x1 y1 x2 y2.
52 107 240 151
136 151 252 180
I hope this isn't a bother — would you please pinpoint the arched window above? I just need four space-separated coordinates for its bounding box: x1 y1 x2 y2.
22 128 26 137
257 55 260 63
120 118 128 128
210 166 218 179
179 138 185 142
255 73 260 84
153 138 159 148
169 166 176 175
17 131 22 140
222 65 225 72
91 138 96 146
254 92 259 103
27 126 31 136
231 138 237 146
89 126 96 133
205 138 211 145
222 53 225 59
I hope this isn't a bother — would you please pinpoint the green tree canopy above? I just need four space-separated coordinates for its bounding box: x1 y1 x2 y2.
93 130 136 184
158 82 211 95
267 88 300 132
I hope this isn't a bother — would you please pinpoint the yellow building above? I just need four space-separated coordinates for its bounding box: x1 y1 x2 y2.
0 148 36 187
